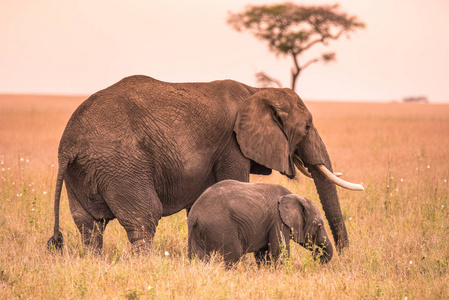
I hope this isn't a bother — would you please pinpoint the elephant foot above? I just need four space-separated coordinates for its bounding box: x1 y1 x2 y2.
131 239 151 254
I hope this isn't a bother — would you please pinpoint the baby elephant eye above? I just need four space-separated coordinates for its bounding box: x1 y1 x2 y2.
305 124 311 131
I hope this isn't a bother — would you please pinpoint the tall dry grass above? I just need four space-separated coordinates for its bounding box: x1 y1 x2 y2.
1 94 448 299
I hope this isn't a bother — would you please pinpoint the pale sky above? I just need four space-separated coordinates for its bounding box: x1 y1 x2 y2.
1 0 449 103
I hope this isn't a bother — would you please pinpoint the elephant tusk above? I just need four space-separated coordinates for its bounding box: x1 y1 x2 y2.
317 165 364 191
293 155 343 178
293 155 312 178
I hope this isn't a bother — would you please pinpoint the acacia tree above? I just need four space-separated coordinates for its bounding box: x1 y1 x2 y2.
227 3 365 91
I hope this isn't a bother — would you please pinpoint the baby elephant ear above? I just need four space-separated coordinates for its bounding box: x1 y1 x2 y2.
278 195 305 244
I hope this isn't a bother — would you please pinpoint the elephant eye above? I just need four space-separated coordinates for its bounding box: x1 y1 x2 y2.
305 124 311 131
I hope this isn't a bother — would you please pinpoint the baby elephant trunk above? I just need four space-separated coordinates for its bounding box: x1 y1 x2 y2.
312 229 333 263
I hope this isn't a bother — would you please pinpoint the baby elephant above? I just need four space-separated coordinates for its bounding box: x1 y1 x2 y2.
188 180 333 266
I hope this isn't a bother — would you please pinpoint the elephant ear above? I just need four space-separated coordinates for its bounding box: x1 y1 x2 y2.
234 89 294 177
278 194 306 244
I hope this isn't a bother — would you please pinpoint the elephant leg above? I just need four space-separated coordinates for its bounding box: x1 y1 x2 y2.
103 182 163 253
78 218 109 253
254 247 271 266
220 238 244 268
268 226 290 264
188 234 210 262
66 185 109 253
222 249 243 269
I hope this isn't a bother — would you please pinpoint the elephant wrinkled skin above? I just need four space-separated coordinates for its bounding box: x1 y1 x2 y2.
47 75 351 253
188 180 333 266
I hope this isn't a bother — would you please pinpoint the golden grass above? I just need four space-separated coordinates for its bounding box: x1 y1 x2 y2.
1 94 448 299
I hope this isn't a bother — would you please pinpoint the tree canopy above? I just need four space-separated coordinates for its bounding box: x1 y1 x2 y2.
228 3 365 91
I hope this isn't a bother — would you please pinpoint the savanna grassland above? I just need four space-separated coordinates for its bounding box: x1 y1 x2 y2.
1 94 448 299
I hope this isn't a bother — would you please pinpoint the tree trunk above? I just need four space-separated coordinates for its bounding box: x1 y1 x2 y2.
291 68 300 92
290 53 301 91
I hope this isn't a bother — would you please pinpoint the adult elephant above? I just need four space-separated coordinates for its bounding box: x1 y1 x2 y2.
47 75 362 253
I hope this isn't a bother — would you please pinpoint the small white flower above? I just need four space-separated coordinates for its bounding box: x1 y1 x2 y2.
405 297 408 300
349 217 352 221
51 164 55 168
43 191 47 195
147 285 153 291
409 260 413 265
26 159 29 163
400 178 403 182
164 251 169 256
20 158 24 162
31 208 35 212
442 205 445 209
444 179 447 183
1 168 4 172
395 188 399 192
427 165 430 169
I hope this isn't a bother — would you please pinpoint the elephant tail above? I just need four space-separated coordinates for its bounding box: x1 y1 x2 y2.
47 155 70 251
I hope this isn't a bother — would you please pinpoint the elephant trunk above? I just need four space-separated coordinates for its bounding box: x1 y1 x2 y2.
313 228 334 263
297 126 349 251
309 165 349 251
